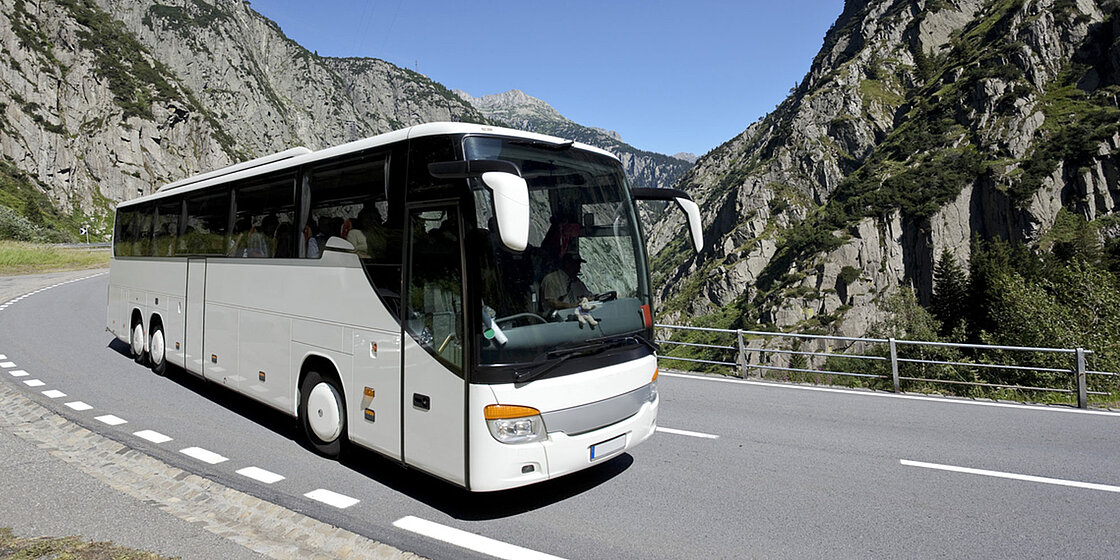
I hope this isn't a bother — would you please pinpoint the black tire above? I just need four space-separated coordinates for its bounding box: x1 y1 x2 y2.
149 323 167 376
299 369 347 458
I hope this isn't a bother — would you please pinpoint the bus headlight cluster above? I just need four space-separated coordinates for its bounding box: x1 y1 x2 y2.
649 369 659 403
484 404 546 444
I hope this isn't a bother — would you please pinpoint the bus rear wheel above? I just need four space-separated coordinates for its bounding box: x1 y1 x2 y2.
149 324 167 376
299 370 346 458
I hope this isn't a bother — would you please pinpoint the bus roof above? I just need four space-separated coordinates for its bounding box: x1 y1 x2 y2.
122 122 619 208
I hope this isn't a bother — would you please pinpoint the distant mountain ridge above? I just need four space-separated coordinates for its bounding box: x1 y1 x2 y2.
456 89 693 192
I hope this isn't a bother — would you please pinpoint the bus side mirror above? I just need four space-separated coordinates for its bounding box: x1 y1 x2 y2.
481 171 530 252
631 188 704 253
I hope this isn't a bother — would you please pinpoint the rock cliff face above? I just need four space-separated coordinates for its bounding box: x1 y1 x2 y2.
0 0 490 238
652 0 1120 337
457 89 693 192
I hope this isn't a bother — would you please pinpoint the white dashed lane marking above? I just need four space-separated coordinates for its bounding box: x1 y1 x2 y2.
42 390 66 399
1 362 16 368
304 489 359 509
180 447 228 465
23 379 45 388
0 354 6 359
393 515 567 560
236 466 285 484
65 401 92 411
95 414 127 426
133 430 172 444
901 459 1120 494
656 427 720 439
9 370 28 377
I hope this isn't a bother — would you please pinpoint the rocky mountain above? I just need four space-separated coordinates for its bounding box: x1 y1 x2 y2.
0 0 492 240
456 89 694 192
651 0 1120 340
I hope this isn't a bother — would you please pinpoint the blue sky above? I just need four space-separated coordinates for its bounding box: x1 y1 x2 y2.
250 1 845 157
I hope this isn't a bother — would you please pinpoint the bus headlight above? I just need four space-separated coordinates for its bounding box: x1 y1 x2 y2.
484 404 546 444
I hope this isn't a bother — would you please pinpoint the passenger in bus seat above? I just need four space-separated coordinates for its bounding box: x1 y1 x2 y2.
304 217 320 258
346 210 369 257
260 214 280 257
274 222 294 258
229 217 252 257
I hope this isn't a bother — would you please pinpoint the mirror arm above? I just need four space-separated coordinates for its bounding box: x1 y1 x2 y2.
631 188 704 253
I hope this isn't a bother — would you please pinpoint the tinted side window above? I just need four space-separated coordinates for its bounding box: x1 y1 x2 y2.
182 190 230 256
232 174 297 258
304 153 392 260
113 206 135 257
133 203 154 257
152 199 181 257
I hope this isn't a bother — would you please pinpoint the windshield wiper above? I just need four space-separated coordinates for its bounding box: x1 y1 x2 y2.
513 336 654 384
587 333 660 353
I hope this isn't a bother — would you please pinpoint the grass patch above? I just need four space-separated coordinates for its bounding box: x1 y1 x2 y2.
0 241 109 275
0 528 174 559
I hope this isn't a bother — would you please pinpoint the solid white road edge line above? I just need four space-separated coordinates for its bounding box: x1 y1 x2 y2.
661 371 1120 417
236 466 285 484
393 516 568 560
304 489 359 509
656 426 720 439
180 446 228 465
900 459 1120 494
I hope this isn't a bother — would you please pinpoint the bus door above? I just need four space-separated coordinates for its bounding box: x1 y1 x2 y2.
402 204 467 486
184 257 206 377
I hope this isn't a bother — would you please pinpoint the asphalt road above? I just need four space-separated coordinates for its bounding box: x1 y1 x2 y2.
2 274 1119 559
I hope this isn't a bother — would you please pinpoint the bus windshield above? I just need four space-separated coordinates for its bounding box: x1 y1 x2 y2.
465 136 652 370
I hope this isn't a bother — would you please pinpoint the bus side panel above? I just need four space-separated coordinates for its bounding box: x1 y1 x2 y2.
402 336 466 487
239 309 292 412
106 259 127 341
349 328 402 460
108 258 188 349
202 261 239 384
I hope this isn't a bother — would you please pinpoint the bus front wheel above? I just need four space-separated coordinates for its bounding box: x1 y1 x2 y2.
299 370 346 458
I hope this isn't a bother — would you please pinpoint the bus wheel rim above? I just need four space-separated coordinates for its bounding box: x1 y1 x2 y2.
307 382 342 442
150 329 164 365
131 323 144 355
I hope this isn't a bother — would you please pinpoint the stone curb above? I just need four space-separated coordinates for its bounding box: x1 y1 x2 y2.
0 271 425 560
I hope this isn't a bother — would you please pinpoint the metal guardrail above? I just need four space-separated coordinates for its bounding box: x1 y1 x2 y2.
655 324 1119 409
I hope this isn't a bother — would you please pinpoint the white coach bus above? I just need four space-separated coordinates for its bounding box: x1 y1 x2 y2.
107 122 702 491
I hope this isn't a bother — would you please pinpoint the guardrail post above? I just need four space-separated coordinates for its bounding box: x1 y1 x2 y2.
737 329 747 379
889 338 900 393
1075 347 1088 409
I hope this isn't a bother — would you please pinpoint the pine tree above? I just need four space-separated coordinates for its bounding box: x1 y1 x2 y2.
931 248 968 337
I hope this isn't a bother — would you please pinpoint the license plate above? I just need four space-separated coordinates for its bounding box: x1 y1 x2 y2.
589 434 626 462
